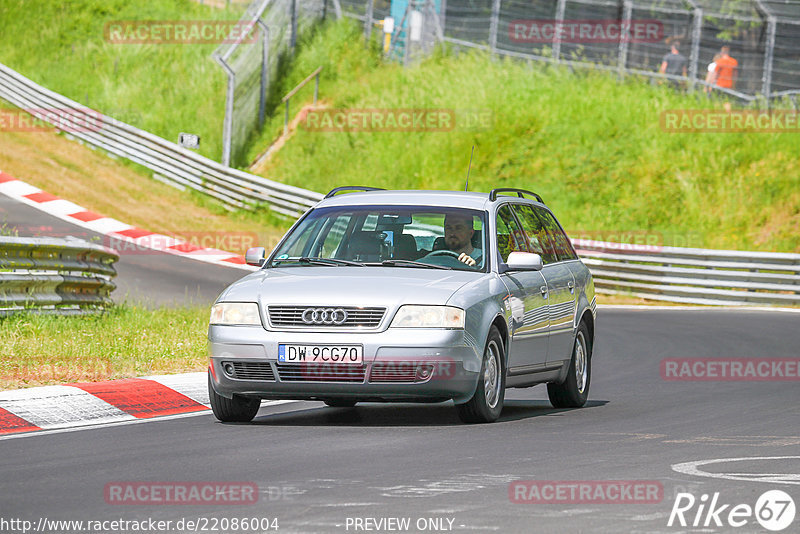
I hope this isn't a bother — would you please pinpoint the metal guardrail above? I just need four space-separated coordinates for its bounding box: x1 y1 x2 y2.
0 63 323 217
0 237 119 315
573 239 800 306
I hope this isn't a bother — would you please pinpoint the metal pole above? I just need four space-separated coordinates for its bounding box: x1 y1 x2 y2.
290 0 298 52
688 4 702 91
489 0 501 55
314 72 319 104
365 0 374 40
284 100 290 135
553 0 566 63
762 16 776 100
214 55 235 167
257 20 270 127
440 0 447 37
617 0 632 79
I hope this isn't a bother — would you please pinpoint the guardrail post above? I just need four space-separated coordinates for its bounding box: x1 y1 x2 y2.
553 0 566 63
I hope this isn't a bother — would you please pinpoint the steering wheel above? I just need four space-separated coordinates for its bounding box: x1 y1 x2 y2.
425 250 461 259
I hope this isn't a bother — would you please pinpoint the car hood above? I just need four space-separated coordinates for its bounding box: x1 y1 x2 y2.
219 266 481 308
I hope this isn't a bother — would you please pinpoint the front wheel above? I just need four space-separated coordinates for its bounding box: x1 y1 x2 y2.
455 326 505 423
208 373 260 422
547 322 591 408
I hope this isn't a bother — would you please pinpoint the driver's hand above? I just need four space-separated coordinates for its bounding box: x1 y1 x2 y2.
457 253 476 267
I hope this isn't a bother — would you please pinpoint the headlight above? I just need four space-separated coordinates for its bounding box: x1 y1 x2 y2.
390 305 465 329
210 302 261 325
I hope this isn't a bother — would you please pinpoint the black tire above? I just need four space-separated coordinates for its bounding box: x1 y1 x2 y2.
208 373 260 422
323 400 357 408
547 322 592 408
456 325 505 423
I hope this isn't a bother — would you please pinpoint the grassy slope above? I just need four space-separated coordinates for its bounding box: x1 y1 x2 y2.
0 0 242 161
249 20 799 252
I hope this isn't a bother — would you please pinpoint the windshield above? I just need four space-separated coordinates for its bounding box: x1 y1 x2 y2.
269 205 488 272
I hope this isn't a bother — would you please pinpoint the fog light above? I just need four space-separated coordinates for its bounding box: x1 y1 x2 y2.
223 362 236 377
416 364 434 381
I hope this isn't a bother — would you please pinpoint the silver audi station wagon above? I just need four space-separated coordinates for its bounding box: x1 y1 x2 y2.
208 187 597 423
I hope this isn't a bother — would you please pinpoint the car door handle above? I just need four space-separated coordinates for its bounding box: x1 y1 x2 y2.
567 281 575 293
540 286 548 297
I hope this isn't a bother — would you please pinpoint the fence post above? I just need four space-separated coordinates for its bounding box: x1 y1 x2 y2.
257 20 270 127
215 56 235 167
761 15 776 100
440 0 447 36
687 2 703 91
365 0 374 40
553 0 566 63
617 0 632 79
489 0 501 55
289 0 298 51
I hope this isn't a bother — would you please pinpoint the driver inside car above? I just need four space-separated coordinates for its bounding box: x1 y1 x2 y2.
442 214 482 267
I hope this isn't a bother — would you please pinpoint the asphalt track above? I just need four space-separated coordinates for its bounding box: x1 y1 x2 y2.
2 194 799 533
2 309 798 533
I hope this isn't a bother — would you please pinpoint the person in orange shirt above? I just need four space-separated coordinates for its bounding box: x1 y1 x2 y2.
714 46 738 90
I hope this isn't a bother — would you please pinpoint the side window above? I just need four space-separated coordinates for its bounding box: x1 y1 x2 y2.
534 207 578 261
510 204 558 264
495 205 529 262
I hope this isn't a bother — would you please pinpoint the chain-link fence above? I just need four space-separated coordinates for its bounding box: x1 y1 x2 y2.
213 0 329 166
342 0 800 103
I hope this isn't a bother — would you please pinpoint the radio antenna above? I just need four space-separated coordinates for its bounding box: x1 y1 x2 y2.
464 145 475 191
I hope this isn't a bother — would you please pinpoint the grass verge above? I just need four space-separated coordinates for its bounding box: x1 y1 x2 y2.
248 19 799 253
0 304 209 390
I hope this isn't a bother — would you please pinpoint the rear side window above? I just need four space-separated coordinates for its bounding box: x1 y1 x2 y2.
495 205 529 262
510 204 558 264
533 207 578 261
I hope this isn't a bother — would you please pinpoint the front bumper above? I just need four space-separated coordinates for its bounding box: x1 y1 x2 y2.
208 325 483 404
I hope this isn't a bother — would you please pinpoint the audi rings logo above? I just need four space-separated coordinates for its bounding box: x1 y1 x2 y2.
301 308 348 325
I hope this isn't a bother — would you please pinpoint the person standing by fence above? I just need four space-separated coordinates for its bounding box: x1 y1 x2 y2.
713 46 738 91
659 41 688 89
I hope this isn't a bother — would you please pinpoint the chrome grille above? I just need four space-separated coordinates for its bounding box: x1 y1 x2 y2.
276 363 366 382
228 361 275 381
369 362 417 383
268 306 386 328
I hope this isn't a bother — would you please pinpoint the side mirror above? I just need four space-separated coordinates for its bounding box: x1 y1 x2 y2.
245 247 266 267
500 251 543 273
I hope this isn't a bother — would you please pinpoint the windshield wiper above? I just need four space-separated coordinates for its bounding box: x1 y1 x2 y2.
379 259 453 270
272 257 365 267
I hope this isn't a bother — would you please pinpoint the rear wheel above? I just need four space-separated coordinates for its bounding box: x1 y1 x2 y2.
323 400 357 408
547 322 591 408
208 373 260 422
456 325 505 423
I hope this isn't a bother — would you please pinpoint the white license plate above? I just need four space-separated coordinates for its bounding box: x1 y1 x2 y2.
278 344 363 364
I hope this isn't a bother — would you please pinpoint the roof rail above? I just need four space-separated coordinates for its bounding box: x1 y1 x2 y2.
489 188 545 204
324 186 385 199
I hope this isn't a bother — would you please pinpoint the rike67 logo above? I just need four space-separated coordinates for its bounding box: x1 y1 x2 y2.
668 490 796 531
